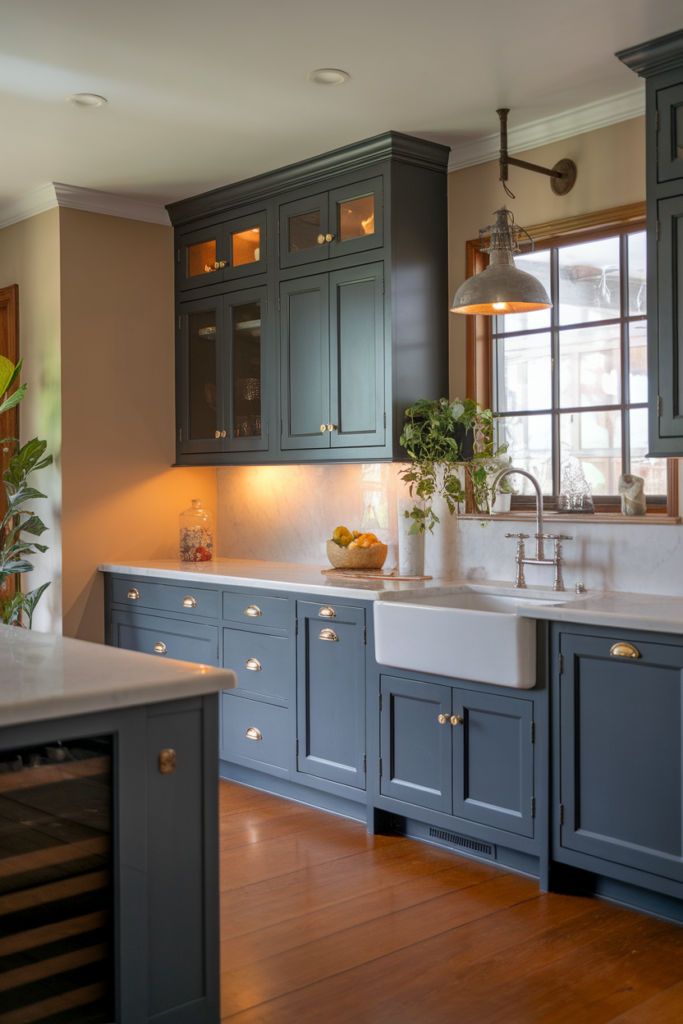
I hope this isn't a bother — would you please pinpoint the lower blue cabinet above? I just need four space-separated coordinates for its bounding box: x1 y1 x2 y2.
112 610 219 665
221 693 290 777
558 630 683 884
380 675 535 837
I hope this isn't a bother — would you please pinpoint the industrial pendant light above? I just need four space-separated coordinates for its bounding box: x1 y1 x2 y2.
451 109 577 316
450 206 552 315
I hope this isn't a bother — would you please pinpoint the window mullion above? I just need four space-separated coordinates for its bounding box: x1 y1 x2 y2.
620 233 630 474
551 246 561 497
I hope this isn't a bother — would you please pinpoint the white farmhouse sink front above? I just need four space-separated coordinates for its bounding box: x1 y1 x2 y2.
373 586 580 689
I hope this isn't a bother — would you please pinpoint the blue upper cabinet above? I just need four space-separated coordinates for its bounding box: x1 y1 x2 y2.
167 132 449 467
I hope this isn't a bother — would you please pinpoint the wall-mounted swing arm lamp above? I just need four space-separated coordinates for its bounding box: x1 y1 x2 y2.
450 109 577 316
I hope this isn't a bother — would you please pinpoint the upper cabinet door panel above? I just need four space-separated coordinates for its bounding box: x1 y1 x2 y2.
179 224 227 293
655 194 683 440
280 275 330 450
178 296 226 455
329 263 385 449
224 211 267 282
280 193 330 270
328 176 383 259
657 83 683 183
226 286 268 452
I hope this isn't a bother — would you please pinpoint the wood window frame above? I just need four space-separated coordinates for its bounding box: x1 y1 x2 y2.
464 202 678 518
0 284 19 598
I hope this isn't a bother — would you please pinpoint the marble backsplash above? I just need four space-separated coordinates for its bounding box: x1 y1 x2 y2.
216 463 683 596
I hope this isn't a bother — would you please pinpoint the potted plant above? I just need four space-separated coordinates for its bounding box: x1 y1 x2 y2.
399 398 508 533
0 356 52 626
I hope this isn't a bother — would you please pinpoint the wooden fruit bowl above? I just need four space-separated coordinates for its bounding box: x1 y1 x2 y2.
326 539 388 570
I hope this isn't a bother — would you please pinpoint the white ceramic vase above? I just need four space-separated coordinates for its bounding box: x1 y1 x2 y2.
397 498 425 576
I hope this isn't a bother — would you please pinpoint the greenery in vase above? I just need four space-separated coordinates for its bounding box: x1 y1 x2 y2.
0 356 52 626
399 397 508 533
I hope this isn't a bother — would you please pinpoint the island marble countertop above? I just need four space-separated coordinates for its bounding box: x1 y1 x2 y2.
99 558 683 635
0 625 236 728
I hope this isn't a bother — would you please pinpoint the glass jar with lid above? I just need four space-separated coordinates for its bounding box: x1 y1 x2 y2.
179 499 214 561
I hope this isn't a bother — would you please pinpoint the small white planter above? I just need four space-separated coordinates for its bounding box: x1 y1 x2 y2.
397 498 425 576
490 492 512 515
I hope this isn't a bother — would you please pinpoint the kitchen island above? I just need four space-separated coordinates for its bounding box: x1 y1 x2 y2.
0 624 235 1024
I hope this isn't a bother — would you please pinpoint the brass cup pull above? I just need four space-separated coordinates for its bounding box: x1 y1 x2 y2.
317 234 326 245
127 588 140 600
158 749 176 774
319 606 336 618
320 424 327 432
246 658 262 671
451 715 464 726
245 605 261 617
610 642 641 659
437 713 450 725
246 727 263 741
319 628 339 642
154 642 167 655
182 596 197 608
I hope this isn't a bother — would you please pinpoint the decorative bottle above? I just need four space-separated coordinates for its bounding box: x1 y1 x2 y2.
179 499 214 561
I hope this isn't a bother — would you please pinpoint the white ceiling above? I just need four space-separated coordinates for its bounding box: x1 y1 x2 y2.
1 0 681 210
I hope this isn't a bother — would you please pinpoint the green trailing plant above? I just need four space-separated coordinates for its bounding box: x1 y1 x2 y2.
0 356 52 627
399 397 508 533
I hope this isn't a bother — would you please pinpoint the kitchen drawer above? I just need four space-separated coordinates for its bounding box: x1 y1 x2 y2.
112 610 219 665
222 591 289 630
221 694 289 775
112 577 220 619
223 628 291 702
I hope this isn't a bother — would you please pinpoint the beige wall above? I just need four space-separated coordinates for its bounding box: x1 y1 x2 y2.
59 209 215 642
0 208 62 632
447 115 646 398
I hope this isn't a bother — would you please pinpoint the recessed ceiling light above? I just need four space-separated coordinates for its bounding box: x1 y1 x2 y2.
68 93 108 108
306 69 350 86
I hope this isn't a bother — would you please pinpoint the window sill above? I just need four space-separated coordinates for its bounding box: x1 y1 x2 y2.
460 512 682 525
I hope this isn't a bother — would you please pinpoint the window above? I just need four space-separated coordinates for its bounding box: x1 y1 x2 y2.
465 204 676 514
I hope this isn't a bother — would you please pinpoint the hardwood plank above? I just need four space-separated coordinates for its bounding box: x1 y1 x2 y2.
0 942 107 994
0 981 106 1024
220 837 475 941
219 780 294 818
608 979 683 1023
220 803 335 851
220 872 538 1016
220 859 504 970
219 818 401 892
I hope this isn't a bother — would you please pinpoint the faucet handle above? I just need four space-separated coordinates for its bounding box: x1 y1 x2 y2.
544 534 572 541
505 533 530 539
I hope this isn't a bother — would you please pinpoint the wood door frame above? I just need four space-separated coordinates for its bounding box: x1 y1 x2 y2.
0 284 19 598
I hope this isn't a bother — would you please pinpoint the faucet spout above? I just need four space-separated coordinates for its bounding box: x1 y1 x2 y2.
492 467 545 559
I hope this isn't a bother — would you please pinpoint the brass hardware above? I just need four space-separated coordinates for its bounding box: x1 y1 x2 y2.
245 605 261 617
154 642 167 655
246 727 263 741
215 430 220 438
319 628 339 642
325 233 334 242
319 606 336 618
326 423 336 431
320 424 327 432
317 234 326 245
246 658 262 671
158 749 176 773
610 642 641 659
450 715 464 726
437 713 450 724
213 261 227 269
127 588 140 600
182 596 197 608
220 430 227 438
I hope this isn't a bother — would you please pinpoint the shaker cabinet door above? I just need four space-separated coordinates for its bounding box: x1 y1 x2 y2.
178 295 226 455
280 275 330 450
654 194 683 446
657 82 683 184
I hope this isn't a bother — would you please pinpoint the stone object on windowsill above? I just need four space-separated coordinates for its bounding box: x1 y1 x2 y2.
619 473 647 515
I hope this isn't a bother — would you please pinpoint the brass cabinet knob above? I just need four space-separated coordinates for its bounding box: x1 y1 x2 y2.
610 642 641 659
319 606 336 618
215 430 221 438
158 749 176 774
221 430 227 438
325 233 334 242
245 605 261 617
246 727 263 741
246 658 262 671
319 628 339 642
127 588 140 600
182 596 197 608
317 234 326 245
326 423 336 432
320 424 327 432
450 715 464 726
154 642 167 655
437 713 450 725
214 261 227 269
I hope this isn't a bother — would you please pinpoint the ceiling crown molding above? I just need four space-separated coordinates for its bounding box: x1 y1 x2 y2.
0 182 170 230
447 87 645 171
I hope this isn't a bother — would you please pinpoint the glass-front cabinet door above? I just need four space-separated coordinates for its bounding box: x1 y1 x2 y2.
279 177 383 270
178 288 268 456
179 211 267 292
657 82 683 183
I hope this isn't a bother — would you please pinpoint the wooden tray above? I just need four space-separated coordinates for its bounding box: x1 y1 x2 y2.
321 568 432 581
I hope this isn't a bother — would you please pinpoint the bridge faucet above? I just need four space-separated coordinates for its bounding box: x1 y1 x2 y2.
492 468 545 559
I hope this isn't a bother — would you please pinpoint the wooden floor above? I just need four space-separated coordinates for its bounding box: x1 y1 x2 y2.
219 779 683 1023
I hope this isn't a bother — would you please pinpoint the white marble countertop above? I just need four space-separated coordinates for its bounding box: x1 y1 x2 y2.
0 625 236 728
99 558 683 635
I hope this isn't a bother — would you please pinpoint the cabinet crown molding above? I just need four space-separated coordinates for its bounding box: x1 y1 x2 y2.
617 27 683 77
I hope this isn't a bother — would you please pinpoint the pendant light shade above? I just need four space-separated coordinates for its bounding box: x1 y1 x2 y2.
451 207 552 316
